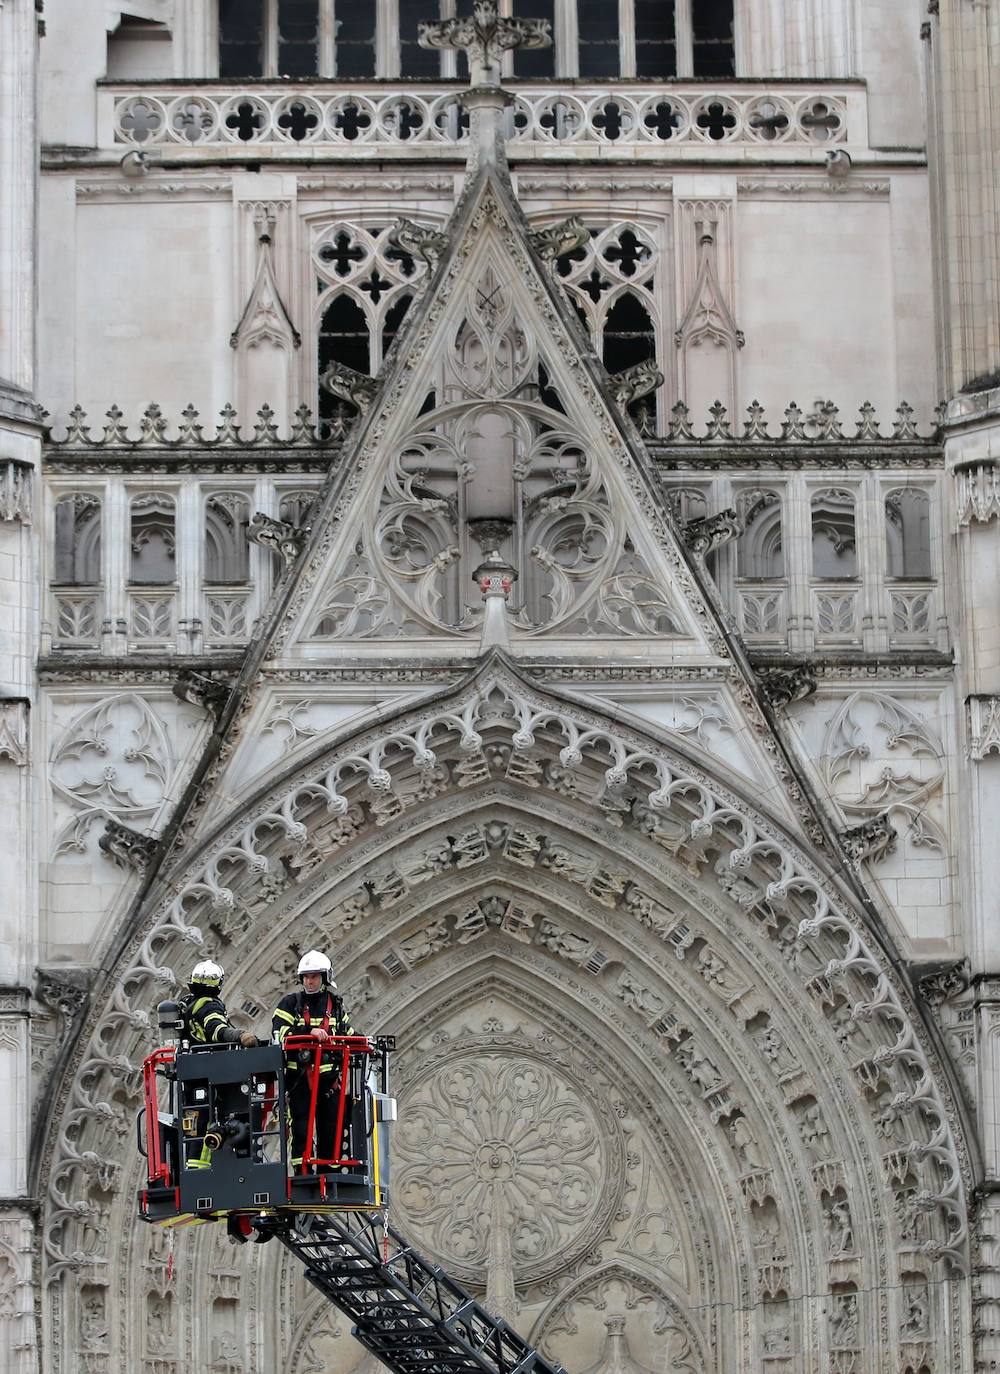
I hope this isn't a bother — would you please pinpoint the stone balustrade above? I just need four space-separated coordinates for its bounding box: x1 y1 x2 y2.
100 82 861 157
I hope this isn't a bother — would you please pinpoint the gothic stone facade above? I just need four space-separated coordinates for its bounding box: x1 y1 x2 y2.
3 2 1000 1372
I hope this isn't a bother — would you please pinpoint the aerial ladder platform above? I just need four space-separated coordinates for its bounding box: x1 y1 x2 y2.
276 1209 564 1374
136 1014 566 1374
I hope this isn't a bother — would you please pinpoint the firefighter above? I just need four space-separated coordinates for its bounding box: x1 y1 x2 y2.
178 960 257 1170
272 950 354 1171
180 960 258 1048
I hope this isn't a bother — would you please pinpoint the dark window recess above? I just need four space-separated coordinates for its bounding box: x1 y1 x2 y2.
319 294 370 426
635 0 676 77
556 234 592 279
514 0 554 77
603 293 656 417
537 361 565 413
381 294 413 363
577 0 619 77
336 0 376 77
219 0 265 77
400 0 441 77
278 0 319 77
692 0 735 77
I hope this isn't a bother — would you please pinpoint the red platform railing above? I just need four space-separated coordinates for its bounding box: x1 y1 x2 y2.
141 1045 176 1185
281 1034 374 1174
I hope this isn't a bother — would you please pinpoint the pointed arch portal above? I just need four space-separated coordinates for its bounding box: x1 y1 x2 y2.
39 657 971 1373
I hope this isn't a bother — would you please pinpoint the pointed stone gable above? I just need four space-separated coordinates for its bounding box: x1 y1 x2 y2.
275 168 730 657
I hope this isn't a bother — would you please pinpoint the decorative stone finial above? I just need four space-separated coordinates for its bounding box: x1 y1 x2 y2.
419 0 551 88
473 548 518 651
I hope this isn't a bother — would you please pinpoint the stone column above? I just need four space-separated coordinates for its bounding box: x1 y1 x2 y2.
0 421 41 1374
944 387 1000 1374
0 4 42 1369
926 0 1000 396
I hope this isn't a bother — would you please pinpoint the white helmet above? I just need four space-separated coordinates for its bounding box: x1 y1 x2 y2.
190 959 225 988
297 950 333 980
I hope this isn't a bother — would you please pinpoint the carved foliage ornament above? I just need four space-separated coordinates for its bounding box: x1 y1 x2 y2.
418 0 551 86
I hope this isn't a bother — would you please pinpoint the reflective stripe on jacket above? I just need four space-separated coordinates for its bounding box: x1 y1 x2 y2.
272 989 353 1073
182 993 239 1045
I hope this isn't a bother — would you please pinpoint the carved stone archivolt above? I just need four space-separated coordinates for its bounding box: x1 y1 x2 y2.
35 658 972 1372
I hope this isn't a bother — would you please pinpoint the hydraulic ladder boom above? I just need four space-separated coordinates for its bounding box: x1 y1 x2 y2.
274 1211 567 1374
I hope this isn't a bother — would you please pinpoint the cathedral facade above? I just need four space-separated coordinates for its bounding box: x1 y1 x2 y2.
2 1 1000 1371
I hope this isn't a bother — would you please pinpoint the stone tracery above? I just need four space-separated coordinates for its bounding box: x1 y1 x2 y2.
36 658 970 1372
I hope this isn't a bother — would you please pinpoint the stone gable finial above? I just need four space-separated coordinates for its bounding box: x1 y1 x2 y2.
418 0 551 88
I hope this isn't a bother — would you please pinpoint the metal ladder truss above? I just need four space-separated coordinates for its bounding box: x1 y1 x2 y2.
275 1211 568 1374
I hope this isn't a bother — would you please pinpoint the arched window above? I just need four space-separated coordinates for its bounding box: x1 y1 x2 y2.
811 489 857 580
736 489 783 580
204 492 250 584
130 494 176 584
53 495 102 585
314 222 429 426
885 489 931 580
554 221 661 421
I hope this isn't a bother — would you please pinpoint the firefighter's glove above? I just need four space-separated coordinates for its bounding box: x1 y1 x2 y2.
239 1031 257 1048
311 1028 330 1044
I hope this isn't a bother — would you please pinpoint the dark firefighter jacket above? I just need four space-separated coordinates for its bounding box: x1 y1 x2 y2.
180 990 242 1045
272 987 353 1074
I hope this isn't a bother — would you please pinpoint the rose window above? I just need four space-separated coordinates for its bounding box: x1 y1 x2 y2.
393 1051 612 1282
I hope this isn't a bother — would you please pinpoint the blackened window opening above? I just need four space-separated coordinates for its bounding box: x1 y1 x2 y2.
692 1 735 77
577 0 619 77
602 292 656 373
514 0 555 77
278 0 319 76
319 295 371 427
635 0 676 77
400 0 441 77
219 0 265 77
336 0 376 77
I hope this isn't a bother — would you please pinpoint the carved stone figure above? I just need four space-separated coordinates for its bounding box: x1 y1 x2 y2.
823 1198 854 1255
729 1115 766 1172
676 1039 724 1093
